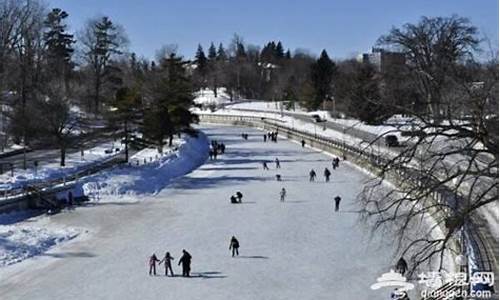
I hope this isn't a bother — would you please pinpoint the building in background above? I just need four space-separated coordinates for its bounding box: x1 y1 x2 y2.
358 48 406 72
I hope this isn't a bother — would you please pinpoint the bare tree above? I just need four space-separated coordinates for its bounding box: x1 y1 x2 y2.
377 15 480 123
35 85 79 166
359 55 498 275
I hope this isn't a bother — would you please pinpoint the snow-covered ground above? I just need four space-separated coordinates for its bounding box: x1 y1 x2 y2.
0 133 208 269
0 125 411 300
194 88 232 107
0 142 123 190
0 211 82 267
81 132 209 200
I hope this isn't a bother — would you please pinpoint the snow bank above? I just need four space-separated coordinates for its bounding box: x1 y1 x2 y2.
0 215 80 267
81 132 209 200
194 88 231 106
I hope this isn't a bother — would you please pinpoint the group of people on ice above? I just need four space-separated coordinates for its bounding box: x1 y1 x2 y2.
230 191 244 203
148 249 192 277
263 131 278 142
262 158 281 171
208 140 225 160
307 156 343 183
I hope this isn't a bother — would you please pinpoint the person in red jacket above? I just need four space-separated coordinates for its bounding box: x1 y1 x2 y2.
148 253 160 275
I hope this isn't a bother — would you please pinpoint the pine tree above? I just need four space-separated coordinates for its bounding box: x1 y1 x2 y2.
81 16 125 113
208 42 217 61
143 53 196 152
217 43 227 61
275 41 284 59
311 50 335 110
194 44 208 88
195 44 207 72
285 49 292 59
43 8 75 93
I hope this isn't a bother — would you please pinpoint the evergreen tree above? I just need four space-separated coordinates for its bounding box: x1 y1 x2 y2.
110 86 142 161
275 41 285 59
81 16 126 113
43 8 75 93
217 43 227 61
207 42 217 61
194 44 208 88
310 49 335 110
143 53 197 152
285 49 292 59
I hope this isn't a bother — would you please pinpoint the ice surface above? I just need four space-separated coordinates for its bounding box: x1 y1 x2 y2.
0 125 406 299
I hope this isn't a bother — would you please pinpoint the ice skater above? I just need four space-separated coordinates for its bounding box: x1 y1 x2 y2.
309 169 317 182
301 140 306 147
236 191 243 203
159 252 175 276
230 195 238 204
148 253 160 275
229 236 240 257
280 188 286 202
178 249 192 277
324 168 331 182
275 158 281 168
334 196 341 211
263 161 269 170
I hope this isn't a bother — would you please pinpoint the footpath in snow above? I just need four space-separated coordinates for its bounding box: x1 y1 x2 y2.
0 125 403 300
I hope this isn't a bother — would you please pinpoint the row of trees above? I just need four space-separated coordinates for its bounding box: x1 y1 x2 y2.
192 35 335 110
0 0 196 166
191 18 497 127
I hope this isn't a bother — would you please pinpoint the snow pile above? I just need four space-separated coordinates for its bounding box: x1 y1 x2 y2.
0 142 123 190
194 88 231 106
0 215 80 266
82 132 209 199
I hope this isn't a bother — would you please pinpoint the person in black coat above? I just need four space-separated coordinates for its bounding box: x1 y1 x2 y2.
236 191 243 203
178 249 192 277
334 196 341 212
309 169 316 181
229 236 240 257
324 168 331 182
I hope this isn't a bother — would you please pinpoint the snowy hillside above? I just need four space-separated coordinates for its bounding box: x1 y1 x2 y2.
194 88 232 107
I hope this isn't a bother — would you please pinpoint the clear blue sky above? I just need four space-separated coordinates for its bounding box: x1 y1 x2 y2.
46 0 498 60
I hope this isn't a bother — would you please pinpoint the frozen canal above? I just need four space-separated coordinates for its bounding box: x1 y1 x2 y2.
0 125 398 299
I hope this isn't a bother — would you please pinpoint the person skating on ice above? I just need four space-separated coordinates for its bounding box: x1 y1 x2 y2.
280 188 286 202
159 252 175 277
178 249 192 277
148 253 160 276
309 169 317 181
229 236 240 257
